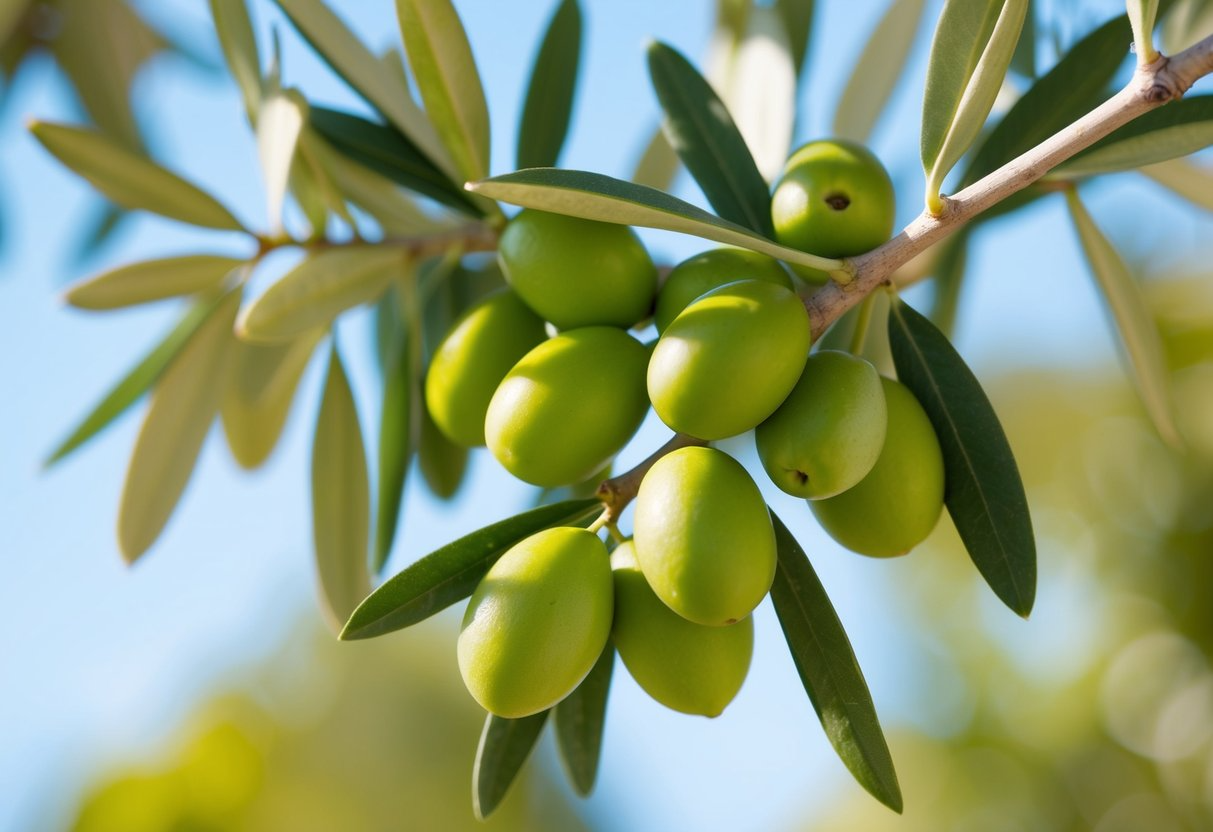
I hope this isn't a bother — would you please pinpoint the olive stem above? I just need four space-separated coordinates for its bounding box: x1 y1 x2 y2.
596 433 708 522
606 522 627 545
586 511 612 535
253 222 499 262
848 294 874 356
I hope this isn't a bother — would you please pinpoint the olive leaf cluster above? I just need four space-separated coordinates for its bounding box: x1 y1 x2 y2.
30 0 1213 819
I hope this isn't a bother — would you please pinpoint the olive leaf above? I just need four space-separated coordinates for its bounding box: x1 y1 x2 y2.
418 399 469 500
1140 157 1213 212
1064 189 1181 447
1008 0 1035 77
373 304 418 574
773 0 815 77
1053 96 1213 178
920 0 1029 212
65 254 245 310
723 7 796 182
1128 0 1161 62
647 40 774 235
887 299 1036 617
208 0 261 122
118 291 242 562
340 498 602 640
517 0 583 170
258 88 307 233
554 641 614 796
311 343 372 635
630 126 681 192
473 711 549 820
769 512 902 812
30 121 245 231
468 168 842 273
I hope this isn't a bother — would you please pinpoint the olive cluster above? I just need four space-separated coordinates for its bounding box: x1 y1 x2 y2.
424 140 948 720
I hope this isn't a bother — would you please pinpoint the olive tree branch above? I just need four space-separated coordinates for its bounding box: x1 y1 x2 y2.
254 222 500 260
596 433 707 521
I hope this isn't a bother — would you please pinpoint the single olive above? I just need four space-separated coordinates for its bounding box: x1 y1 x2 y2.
424 289 548 447
653 247 793 334
755 350 887 499
647 280 811 440
458 526 614 718
497 209 657 329
485 326 649 487
611 540 753 717
810 377 945 557
633 446 776 626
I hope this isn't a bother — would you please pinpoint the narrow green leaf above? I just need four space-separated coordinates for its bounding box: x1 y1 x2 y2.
647 41 774 235
65 255 244 310
396 0 491 184
768 512 902 813
340 498 602 640
774 0 815 77
118 291 241 562
373 313 418 573
961 14 1132 187
920 0 1029 212
1008 0 1035 77
473 711 549 820
1128 0 1161 63
1162 0 1213 53
237 246 406 343
1140 157 1213 212
270 0 455 177
887 299 1036 616
311 344 373 634
1053 96 1213 178
208 0 261 122
1064 190 1181 447
631 127 680 192
418 401 469 499
468 168 842 273
45 298 219 466
0 0 27 48
258 89 306 233
221 330 320 469
833 0 928 144
309 106 480 215
724 7 797 181
30 121 244 231
517 0 582 169
926 232 970 337
554 641 614 796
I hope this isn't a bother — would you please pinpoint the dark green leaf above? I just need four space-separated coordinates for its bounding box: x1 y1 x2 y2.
647 41 774 237
517 0 582 169
1008 0 1035 77
473 711 549 820
926 231 970 336
554 642 614 796
373 315 417 573
340 498 602 640
309 106 480 215
418 402 469 499
1056 95 1213 177
887 300 1036 616
769 512 902 813
774 0 815 77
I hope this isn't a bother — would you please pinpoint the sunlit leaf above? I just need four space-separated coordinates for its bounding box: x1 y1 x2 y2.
468 168 842 274
1065 189 1181 447
1140 157 1213 212
208 0 261 121
45 298 219 466
374 306 418 573
554 641 614 796
340 498 602 640
647 40 773 234
517 0 582 169
887 299 1036 617
723 7 796 181
473 711 549 820
117 291 241 563
773 0 815 76
1128 0 1161 63
768 512 902 813
833 0 927 144
630 126 680 192
258 89 307 233
237 246 406 343
920 0 1029 212
65 255 244 310
311 344 372 635
30 121 244 231
1053 96 1213 178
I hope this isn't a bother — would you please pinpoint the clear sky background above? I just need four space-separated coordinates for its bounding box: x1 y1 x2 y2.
1 0 1210 830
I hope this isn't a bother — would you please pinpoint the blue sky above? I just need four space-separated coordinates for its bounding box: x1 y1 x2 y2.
1 1 1210 830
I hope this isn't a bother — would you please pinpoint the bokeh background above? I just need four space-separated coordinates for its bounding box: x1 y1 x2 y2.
2 0 1212 829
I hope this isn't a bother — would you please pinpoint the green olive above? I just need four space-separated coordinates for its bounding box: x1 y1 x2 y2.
755 350 887 499
458 527 613 718
497 209 657 329
771 139 895 282
485 326 649 487
633 446 776 626
611 540 753 717
653 248 793 334
810 377 945 557
424 289 548 447
647 280 811 440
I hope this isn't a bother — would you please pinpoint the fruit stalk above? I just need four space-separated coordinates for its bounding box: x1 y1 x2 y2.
595 432 707 522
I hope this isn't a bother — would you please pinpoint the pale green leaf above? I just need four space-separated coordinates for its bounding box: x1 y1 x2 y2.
0 1 28 47
631 127 680 192
833 0 928 143
1162 0 1213 53
1128 0 1161 63
237 247 406 343
722 7 797 181
208 0 262 122
30 121 244 231
921 0 1029 212
468 168 843 274
396 0 491 184
221 330 320 469
1065 189 1181 447
117 291 241 563
1053 97 1213 178
258 89 307 233
1140 157 1213 212
65 255 245 310
312 344 373 634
